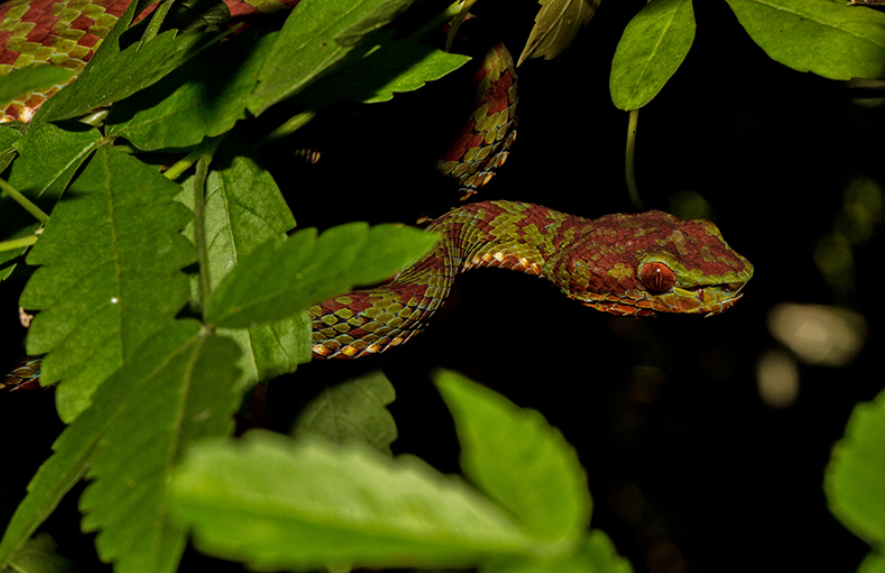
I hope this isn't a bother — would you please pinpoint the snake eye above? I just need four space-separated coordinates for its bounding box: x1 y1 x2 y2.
639 262 676 293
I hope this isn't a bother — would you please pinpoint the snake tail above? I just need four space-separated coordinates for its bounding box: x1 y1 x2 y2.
309 200 753 359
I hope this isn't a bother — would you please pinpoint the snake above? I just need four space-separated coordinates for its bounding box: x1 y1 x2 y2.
0 0 753 385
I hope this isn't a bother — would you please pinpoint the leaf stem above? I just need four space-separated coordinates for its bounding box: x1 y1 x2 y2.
256 109 318 149
140 0 175 46
0 177 49 224
0 235 38 253
625 109 643 210
192 137 223 319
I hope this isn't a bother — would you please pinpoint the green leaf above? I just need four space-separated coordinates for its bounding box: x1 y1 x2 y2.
859 552 885 573
107 31 278 151
9 123 102 207
825 386 885 549
246 0 416 116
4 533 75 573
205 222 437 329
610 0 696 111
517 0 600 66
177 134 307 385
170 431 536 570
0 64 76 110
724 0 885 80
30 0 215 129
293 370 398 454
483 530 634 573
435 370 591 544
79 323 242 573
0 320 242 572
20 146 194 422
302 36 471 104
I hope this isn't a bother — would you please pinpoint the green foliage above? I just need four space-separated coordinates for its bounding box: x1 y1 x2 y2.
1 0 882 571
610 0 885 109
169 371 632 572
826 387 885 569
610 0 695 111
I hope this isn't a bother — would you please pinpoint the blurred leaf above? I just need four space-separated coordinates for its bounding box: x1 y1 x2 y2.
303 36 471 104
517 0 600 66
4 533 74 573
293 370 397 454
246 0 416 115
725 0 885 80
610 0 695 110
107 31 277 151
205 222 437 329
31 0 216 128
20 146 194 422
859 552 885 573
825 386 885 548
435 370 591 544
483 531 633 573
170 431 536 570
0 65 76 110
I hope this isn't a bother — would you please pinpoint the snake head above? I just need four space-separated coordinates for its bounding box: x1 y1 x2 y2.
549 210 754 317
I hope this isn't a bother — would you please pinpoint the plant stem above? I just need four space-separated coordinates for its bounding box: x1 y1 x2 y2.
0 177 49 224
191 137 223 319
0 235 38 253
625 108 643 210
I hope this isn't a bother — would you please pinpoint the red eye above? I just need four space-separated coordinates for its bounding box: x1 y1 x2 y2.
639 262 676 293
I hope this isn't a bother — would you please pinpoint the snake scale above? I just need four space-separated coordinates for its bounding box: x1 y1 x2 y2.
1 0 753 387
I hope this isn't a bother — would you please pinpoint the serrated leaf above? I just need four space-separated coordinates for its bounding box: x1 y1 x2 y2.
825 386 885 548
1 124 101 281
4 533 75 573
246 0 416 116
482 530 634 573
610 0 696 111
107 31 278 150
435 370 591 544
177 134 306 385
293 370 397 454
205 222 437 329
302 36 471 104
0 64 76 110
517 0 599 66
30 0 216 129
170 431 537 570
20 146 194 422
0 321 242 572
725 0 885 80
79 323 242 573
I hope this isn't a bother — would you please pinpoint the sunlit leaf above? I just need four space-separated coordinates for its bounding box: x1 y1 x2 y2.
725 0 885 80
483 531 634 573
20 146 194 422
610 0 696 111
170 431 536 570
518 0 599 66
436 370 591 544
31 0 216 128
107 32 277 150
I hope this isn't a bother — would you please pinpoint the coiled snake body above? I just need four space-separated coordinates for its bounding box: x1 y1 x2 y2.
1 0 753 387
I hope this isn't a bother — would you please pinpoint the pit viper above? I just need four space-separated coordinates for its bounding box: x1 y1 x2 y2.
1 0 752 387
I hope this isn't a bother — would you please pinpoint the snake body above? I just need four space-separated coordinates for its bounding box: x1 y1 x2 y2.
309 200 753 359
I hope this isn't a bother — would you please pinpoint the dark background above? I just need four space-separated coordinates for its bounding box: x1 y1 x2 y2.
3 0 883 571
